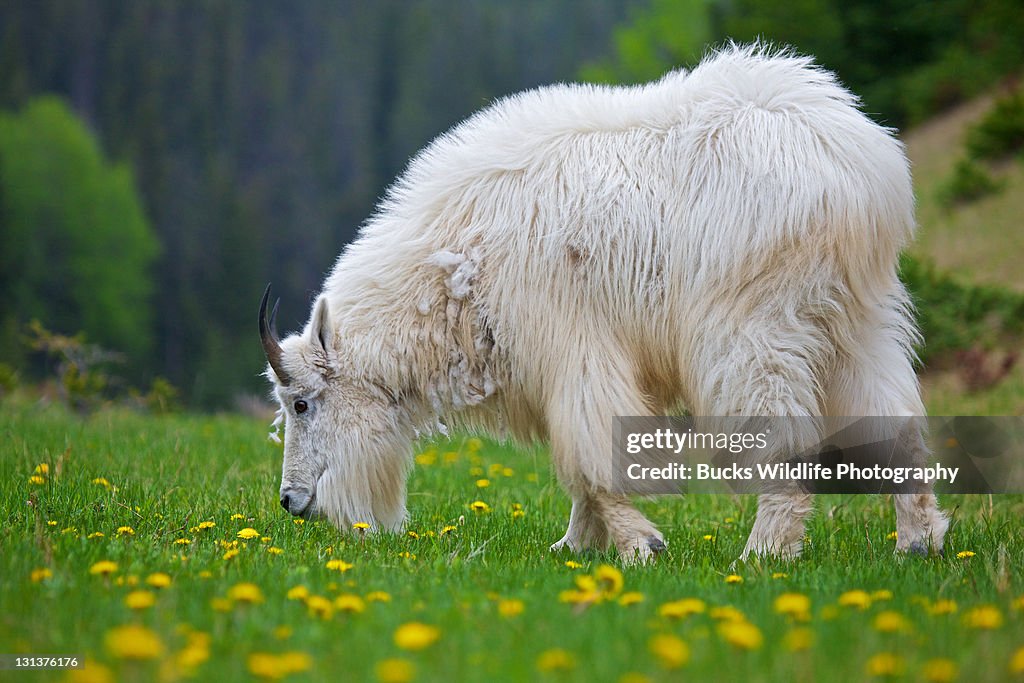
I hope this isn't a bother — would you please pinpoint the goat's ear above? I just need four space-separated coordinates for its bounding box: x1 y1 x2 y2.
310 296 333 354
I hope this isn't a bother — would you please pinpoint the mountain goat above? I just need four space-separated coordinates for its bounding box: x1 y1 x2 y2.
260 45 948 562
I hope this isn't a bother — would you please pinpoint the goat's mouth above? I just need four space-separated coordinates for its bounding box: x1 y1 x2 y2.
279 488 315 517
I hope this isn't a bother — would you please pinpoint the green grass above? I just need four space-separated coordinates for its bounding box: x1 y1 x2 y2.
3 397 1024 683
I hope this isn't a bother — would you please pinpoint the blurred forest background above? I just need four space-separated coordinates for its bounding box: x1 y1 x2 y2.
1 0 1022 410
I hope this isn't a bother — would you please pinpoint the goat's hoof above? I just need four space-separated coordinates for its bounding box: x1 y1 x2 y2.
646 535 667 554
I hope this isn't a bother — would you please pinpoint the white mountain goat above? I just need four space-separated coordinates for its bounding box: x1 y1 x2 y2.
260 45 948 563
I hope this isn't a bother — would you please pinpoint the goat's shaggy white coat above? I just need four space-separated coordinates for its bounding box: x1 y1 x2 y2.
268 45 948 562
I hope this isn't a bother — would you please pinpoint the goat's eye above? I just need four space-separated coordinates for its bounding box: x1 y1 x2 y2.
294 400 308 414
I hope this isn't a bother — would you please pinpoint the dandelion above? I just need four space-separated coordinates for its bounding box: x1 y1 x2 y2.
564 561 582 570
89 560 118 576
30 567 52 582
376 658 415 683
415 450 437 466
29 475 46 485
228 582 265 604
873 610 910 633
407 531 420 540
293 518 305 526
963 605 1002 629
47 520 57 526
334 594 366 614
116 526 135 537
366 591 392 603
536 648 575 672
476 478 490 488
710 606 747 623
326 559 354 572
397 551 416 560
394 622 440 651
353 522 371 531
67 659 114 683
498 599 525 617
247 651 312 680
618 592 644 607
469 500 491 513
718 620 763 650
774 593 811 620
197 521 216 530
871 589 894 602
198 570 213 579
287 586 310 601
439 525 457 536
1010 647 1024 674
104 624 164 660
267 546 284 555
955 551 975 559
92 477 111 488
306 595 334 619
724 574 743 584
866 653 904 677
771 572 789 580
838 590 871 609
222 548 240 561
594 564 624 598
124 590 156 609
784 628 813 652
886 531 898 541
230 514 245 521
237 528 260 540
929 599 957 615
145 573 171 589
659 598 706 620
922 658 958 682
649 634 689 669
703 534 714 541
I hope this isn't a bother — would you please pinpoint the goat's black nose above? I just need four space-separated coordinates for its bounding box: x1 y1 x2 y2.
280 494 291 512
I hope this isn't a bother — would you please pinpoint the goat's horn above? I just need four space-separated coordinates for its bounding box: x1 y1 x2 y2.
259 284 292 385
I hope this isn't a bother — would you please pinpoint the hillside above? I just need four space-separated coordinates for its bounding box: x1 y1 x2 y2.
905 87 1024 291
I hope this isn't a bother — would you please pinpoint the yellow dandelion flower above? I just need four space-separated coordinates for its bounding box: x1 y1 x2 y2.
406 531 420 540
104 624 164 660
287 585 309 601
376 658 415 683
594 564 624 598
660 598 706 619
34 463 50 475
784 627 813 652
334 594 366 614
873 610 910 633
772 572 789 579
963 605 1002 629
92 477 111 488
724 574 743 584
838 590 871 609
415 450 437 466
326 559 354 572
124 590 156 609
364 591 390 603
703 534 714 541
198 570 213 579
564 560 583 569
29 475 46 485
394 622 440 651
886 531 898 541
866 653 904 677
46 520 57 526
955 551 975 559
267 546 284 555
498 598 525 617
230 514 245 521
145 572 171 588
929 599 957 615
261 536 271 543
922 658 958 683
1010 647 1024 674
173 538 190 545
30 567 52 582
246 653 281 679
305 595 334 619
66 659 114 683
536 648 575 672
439 525 457 536
476 478 491 488
619 673 652 683
210 597 232 612
618 591 645 606
237 527 260 540
353 522 371 530
871 589 894 602
61 526 77 535
774 593 811 619
469 500 491 513
197 521 216 530
116 526 135 536
293 518 305 525
718 620 763 650
709 606 747 622
503 467 514 477
89 560 118 576
222 548 240 561
648 633 689 669
228 582 265 604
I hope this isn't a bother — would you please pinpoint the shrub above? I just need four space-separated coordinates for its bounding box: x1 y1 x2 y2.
965 90 1024 161
937 158 1003 206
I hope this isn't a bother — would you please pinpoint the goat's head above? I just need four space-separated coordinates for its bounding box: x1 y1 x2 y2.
259 285 411 532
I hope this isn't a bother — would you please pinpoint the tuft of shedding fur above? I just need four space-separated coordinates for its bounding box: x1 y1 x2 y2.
266 45 947 561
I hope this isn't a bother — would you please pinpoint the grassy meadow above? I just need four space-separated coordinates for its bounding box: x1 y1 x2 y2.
3 391 1024 683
